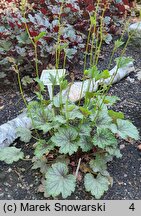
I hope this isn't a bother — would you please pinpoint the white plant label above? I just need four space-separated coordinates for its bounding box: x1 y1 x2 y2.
40 69 66 86
40 69 66 99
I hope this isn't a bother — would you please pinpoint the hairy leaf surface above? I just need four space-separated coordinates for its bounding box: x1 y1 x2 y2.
90 154 108 175
95 109 112 129
110 119 139 140
78 136 93 152
45 162 76 198
93 128 117 149
84 173 109 199
51 127 78 155
16 127 32 143
78 124 92 136
0 147 24 164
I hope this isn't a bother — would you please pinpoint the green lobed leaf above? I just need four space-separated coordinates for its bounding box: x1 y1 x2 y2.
99 70 110 80
65 104 76 112
51 127 78 155
54 115 67 124
95 109 112 129
78 124 92 136
16 127 32 143
103 95 120 105
84 173 109 199
85 92 97 100
63 104 83 120
32 157 49 174
68 109 83 120
37 123 53 133
0 147 24 164
34 140 55 158
110 119 140 140
93 128 117 149
84 65 100 80
106 146 122 158
45 162 76 198
89 154 108 176
79 107 92 116
78 136 93 152
108 110 124 122
36 118 61 133
27 102 53 129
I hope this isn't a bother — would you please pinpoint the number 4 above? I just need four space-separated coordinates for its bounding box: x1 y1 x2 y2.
129 203 135 211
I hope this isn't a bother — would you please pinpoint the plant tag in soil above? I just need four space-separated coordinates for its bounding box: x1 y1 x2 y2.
40 69 66 86
40 69 66 100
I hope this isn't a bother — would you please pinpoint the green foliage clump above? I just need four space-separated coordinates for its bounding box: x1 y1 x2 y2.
0 67 139 199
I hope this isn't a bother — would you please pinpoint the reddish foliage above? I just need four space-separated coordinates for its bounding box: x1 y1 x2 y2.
0 0 134 75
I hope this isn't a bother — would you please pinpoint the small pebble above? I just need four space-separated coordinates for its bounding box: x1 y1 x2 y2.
25 155 30 159
120 144 125 150
136 70 141 81
127 77 135 83
8 168 12 172
20 168 26 172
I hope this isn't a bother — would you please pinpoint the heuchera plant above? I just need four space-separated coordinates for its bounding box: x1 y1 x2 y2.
0 0 139 199
0 66 139 199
